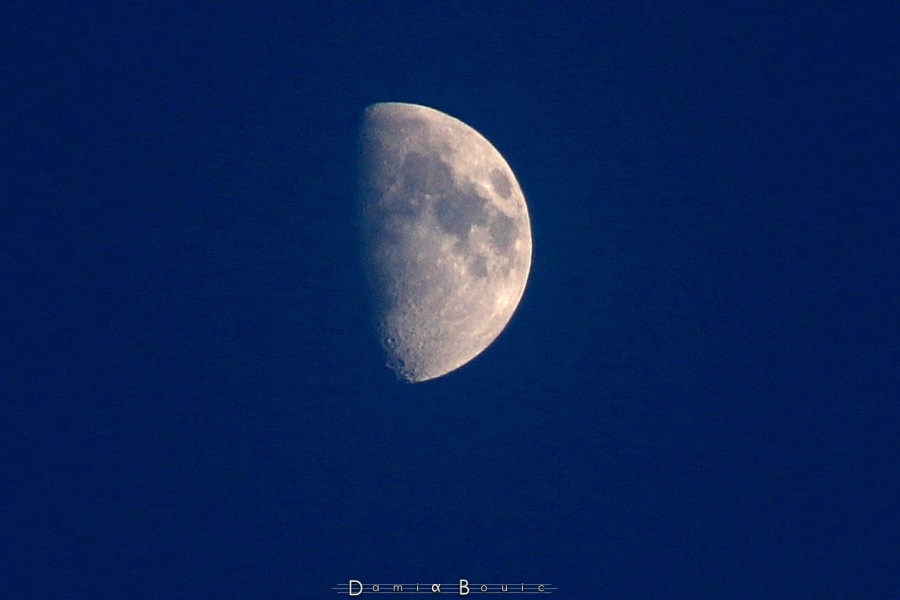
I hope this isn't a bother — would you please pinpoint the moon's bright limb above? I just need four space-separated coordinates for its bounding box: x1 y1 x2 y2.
357 102 532 382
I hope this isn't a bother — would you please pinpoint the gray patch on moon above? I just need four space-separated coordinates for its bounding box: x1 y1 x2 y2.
488 211 517 252
434 190 489 240
489 168 512 198
471 254 489 278
401 152 455 196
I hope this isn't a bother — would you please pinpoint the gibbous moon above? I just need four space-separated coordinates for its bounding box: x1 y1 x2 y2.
356 102 532 383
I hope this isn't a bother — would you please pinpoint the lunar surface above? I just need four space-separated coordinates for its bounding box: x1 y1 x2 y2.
357 102 532 382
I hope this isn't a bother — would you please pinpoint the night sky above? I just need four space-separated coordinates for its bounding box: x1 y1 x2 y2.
3 2 898 598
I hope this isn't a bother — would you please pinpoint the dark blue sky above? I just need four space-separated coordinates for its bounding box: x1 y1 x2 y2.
3 2 898 598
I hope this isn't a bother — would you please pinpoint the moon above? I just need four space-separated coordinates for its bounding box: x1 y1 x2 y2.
356 102 532 383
